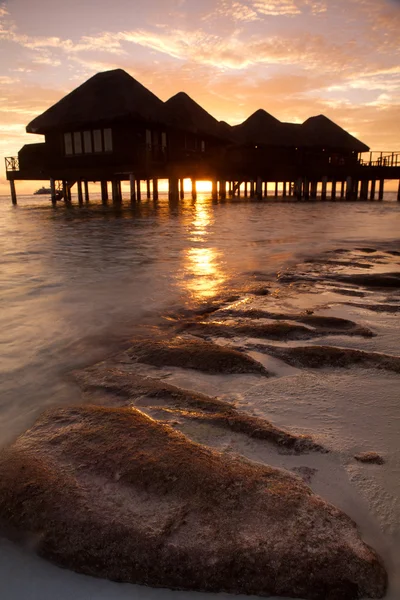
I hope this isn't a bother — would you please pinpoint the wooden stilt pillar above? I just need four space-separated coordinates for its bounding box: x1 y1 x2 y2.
112 180 120 203
219 180 226 200
346 177 353 200
294 178 303 200
179 179 184 200
129 174 136 202
50 178 56 205
378 179 384 200
212 179 218 201
153 178 159 201
370 180 376 201
360 180 369 200
136 179 142 202
288 183 292 197
282 182 287 198
303 178 310 200
10 179 17 205
169 178 179 202
250 181 255 198
263 182 267 198
321 177 328 201
331 180 337 201
147 179 151 200
101 181 108 204
310 181 318 199
274 182 279 197
77 180 83 205
340 181 345 199
228 181 233 197
84 181 89 202
244 182 248 198
256 177 263 199
191 179 197 201
352 180 359 200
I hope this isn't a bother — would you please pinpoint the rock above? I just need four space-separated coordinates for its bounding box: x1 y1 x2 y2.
0 406 387 600
292 466 318 483
75 368 325 453
262 344 400 373
355 452 385 465
126 336 270 375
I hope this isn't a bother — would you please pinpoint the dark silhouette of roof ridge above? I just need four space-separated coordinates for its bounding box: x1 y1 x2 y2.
27 69 170 134
165 91 231 140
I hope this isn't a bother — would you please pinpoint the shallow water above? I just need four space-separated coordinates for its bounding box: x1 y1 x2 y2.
1 192 400 600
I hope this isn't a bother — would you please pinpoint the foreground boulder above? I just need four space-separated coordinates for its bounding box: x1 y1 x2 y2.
0 406 387 600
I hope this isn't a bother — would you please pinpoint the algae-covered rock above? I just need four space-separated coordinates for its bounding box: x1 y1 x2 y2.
0 405 387 600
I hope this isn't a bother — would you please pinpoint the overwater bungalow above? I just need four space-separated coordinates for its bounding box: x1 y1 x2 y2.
5 68 400 204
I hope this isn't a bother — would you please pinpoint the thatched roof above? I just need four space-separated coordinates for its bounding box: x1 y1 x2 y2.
232 109 282 145
165 92 232 141
27 69 170 134
301 115 369 152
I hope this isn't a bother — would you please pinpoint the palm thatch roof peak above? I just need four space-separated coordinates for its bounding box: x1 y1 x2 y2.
27 69 169 134
165 92 230 140
301 114 369 152
232 108 282 144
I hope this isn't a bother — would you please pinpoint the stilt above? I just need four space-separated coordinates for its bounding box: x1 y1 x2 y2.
136 179 141 202
282 182 287 198
397 180 400 202
360 180 369 200
191 179 197 201
147 179 151 200
179 178 184 200
340 181 345 199
84 181 89 202
101 181 108 204
153 178 159 201
129 174 136 202
370 180 376 201
274 182 279 197
228 181 232 197
294 178 303 200
310 181 318 199
62 181 67 203
331 180 337 201
219 180 226 200
50 178 56 205
250 181 255 198
353 180 359 200
303 178 310 200
321 177 328 201
212 179 218 201
263 182 267 198
244 182 248 198
288 183 292 197
112 180 120 203
256 177 263 199
346 177 353 200
378 179 384 200
9 179 17 205
77 180 83 204
169 178 179 202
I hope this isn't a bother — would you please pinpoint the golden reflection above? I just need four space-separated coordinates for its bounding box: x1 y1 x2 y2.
181 198 226 300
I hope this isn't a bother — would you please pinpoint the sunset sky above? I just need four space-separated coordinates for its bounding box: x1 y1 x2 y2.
0 0 399 195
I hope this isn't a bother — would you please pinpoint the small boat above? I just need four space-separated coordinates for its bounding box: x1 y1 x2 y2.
34 186 52 195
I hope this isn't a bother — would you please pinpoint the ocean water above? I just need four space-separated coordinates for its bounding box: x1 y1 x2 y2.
0 191 400 600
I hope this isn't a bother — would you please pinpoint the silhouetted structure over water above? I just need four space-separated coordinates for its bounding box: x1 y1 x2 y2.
5 68 400 204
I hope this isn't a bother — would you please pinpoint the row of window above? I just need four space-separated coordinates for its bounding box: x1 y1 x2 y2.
64 128 113 156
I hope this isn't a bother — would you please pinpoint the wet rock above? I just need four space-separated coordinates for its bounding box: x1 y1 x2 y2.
330 273 400 288
356 248 378 254
331 288 366 298
251 286 270 296
75 368 324 453
0 405 387 600
344 302 400 313
126 336 270 375
355 452 385 465
260 345 400 373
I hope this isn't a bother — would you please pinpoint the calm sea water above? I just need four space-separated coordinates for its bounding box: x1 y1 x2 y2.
1 191 399 446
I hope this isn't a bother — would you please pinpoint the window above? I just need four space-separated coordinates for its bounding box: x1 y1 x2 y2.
64 133 73 155
146 129 152 149
93 129 103 152
73 132 82 154
83 131 92 154
104 128 113 152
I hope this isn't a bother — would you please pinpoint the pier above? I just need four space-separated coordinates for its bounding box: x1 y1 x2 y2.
5 69 400 205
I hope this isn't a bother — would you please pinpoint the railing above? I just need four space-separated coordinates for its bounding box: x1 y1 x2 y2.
359 151 400 167
5 156 19 172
